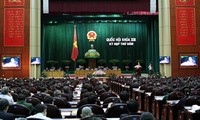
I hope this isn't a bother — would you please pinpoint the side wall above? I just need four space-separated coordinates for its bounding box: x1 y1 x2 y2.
170 0 200 76
0 0 30 78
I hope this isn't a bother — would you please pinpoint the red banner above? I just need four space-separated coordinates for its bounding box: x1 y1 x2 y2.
176 8 196 45
4 8 24 46
4 0 24 6
176 0 195 6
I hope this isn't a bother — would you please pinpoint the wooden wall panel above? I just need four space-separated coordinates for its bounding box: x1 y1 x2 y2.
0 0 30 78
171 0 200 76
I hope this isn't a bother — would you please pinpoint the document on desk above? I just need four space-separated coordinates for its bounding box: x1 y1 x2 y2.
61 111 71 117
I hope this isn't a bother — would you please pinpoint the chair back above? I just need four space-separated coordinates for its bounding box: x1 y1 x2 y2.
46 104 62 118
77 104 105 118
152 88 167 96
26 97 41 106
8 104 30 117
103 97 120 108
100 92 118 101
77 97 88 107
97 89 106 96
53 97 71 108
121 115 141 120
106 103 128 118
168 91 185 100
27 118 43 120
32 93 47 101
190 90 200 96
185 95 200 106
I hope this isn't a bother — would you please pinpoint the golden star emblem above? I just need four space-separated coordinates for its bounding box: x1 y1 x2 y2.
73 41 77 48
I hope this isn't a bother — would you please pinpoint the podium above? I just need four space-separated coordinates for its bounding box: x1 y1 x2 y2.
84 44 100 68
88 58 97 68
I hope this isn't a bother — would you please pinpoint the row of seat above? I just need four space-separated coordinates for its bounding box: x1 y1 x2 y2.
109 77 200 120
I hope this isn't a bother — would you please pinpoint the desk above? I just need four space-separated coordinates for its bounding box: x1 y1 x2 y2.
144 92 152 112
60 108 107 118
154 96 165 120
75 70 121 76
132 88 145 110
184 106 200 120
44 71 64 77
53 118 119 120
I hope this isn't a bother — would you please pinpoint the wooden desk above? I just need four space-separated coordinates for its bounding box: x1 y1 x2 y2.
154 96 165 120
184 107 200 120
75 70 121 76
144 92 152 112
60 108 107 118
52 118 119 120
44 71 64 77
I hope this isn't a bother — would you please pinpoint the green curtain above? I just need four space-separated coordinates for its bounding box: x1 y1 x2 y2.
42 16 159 73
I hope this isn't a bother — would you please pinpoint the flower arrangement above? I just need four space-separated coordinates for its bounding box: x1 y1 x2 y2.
92 70 107 77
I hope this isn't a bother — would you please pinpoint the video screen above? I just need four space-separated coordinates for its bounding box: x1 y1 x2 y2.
159 56 170 64
31 57 41 65
2 56 20 68
180 54 198 68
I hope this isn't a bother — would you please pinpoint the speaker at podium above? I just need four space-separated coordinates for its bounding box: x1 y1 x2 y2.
84 44 100 68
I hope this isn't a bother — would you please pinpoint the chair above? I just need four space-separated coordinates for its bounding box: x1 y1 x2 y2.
106 103 128 118
190 90 200 96
167 91 185 100
26 97 41 107
46 104 62 118
185 95 200 106
27 118 43 120
97 89 106 97
120 115 141 120
32 93 47 101
76 104 105 118
77 97 88 107
53 97 71 108
102 97 120 108
100 92 118 101
8 104 30 117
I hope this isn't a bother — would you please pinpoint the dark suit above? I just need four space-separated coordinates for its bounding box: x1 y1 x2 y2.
0 111 15 120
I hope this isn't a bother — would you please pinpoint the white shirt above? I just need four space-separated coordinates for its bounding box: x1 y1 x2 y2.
27 113 52 120
134 65 141 69
0 94 14 104
148 65 152 70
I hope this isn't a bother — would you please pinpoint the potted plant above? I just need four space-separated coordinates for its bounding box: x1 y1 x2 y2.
97 59 107 69
135 59 144 67
61 60 72 71
122 59 132 71
41 71 47 78
46 60 58 69
77 59 86 69
135 59 144 64
109 59 120 69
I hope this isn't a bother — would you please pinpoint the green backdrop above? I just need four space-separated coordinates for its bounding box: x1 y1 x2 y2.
42 16 159 73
